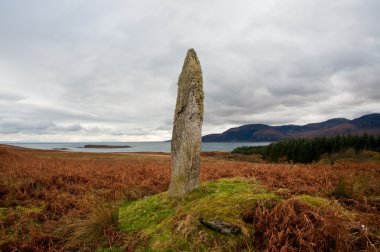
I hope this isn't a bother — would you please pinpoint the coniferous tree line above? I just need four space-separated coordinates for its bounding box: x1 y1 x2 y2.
232 134 380 163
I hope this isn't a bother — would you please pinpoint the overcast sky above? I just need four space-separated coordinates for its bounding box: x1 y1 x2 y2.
1 0 379 142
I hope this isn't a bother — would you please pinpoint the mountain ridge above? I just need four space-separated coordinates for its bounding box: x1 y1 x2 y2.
202 113 380 142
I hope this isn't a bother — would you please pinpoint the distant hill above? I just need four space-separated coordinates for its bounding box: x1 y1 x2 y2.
202 113 380 142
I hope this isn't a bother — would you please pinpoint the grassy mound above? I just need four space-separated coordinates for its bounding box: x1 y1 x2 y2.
118 178 280 251
117 178 380 251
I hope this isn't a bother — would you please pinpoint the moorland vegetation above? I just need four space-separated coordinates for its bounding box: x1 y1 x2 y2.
0 144 379 251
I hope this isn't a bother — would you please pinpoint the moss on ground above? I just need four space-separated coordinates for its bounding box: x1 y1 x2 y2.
119 193 175 235
119 178 280 251
295 194 355 219
295 194 331 208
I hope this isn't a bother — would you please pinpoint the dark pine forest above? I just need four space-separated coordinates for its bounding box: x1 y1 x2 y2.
232 134 380 163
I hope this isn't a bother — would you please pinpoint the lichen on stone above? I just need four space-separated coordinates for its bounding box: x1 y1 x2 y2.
168 48 204 197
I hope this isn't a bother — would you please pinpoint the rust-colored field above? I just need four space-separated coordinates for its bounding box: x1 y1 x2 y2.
0 145 379 251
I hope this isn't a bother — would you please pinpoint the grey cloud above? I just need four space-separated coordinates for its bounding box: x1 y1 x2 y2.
0 91 25 102
0 119 83 134
55 123 83 132
0 119 53 134
0 0 379 141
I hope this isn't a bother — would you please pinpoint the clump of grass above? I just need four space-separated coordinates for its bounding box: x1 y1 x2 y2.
331 173 380 200
331 177 353 199
296 194 332 208
294 194 356 221
352 173 379 197
0 207 7 220
67 204 119 248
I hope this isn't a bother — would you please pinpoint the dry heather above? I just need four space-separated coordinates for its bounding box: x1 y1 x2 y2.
0 145 379 251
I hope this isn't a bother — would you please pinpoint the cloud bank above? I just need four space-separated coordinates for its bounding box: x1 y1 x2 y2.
0 0 379 141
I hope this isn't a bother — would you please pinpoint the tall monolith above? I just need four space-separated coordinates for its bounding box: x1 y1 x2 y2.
168 48 204 197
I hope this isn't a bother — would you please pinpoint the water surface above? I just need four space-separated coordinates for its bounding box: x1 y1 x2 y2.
2 141 270 153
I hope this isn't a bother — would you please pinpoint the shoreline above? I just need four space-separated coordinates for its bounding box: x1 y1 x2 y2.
0 144 227 156
0 141 267 153
80 144 132 149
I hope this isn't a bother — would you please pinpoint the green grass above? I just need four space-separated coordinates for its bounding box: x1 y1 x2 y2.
0 207 7 220
96 246 126 252
294 194 355 220
118 178 280 251
0 205 45 245
295 194 331 208
67 204 119 247
0 205 44 220
14 205 44 214
119 194 175 234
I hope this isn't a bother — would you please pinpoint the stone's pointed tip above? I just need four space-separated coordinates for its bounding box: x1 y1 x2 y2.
184 48 199 67
186 48 197 58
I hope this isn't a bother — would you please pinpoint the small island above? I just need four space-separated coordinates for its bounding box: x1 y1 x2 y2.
81 144 132 149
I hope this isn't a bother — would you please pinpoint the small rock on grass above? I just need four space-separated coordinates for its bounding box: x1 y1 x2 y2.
199 218 241 235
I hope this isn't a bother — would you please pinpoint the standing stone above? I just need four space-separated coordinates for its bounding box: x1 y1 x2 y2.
168 48 204 197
